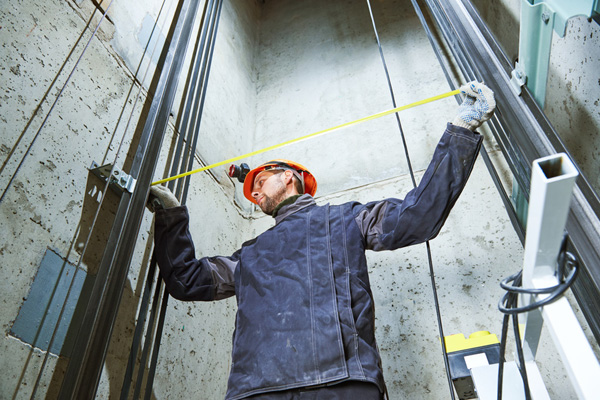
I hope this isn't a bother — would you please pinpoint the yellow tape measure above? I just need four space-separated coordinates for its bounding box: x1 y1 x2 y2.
152 89 461 186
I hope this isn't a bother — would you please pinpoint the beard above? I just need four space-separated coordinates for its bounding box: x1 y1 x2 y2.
259 179 287 215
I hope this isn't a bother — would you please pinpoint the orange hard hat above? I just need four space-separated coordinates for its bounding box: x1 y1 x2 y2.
243 159 317 204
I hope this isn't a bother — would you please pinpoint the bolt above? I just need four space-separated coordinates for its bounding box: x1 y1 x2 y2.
113 170 119 176
541 12 550 24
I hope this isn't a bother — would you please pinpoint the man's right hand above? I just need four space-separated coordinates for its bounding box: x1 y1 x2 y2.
147 185 180 212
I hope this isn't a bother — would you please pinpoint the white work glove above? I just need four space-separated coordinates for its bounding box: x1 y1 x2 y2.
147 185 180 212
452 81 496 131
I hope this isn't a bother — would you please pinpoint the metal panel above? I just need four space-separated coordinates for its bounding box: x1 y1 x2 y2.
10 249 90 356
471 361 548 400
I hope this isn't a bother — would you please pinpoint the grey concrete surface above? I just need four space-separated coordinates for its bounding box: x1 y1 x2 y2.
0 0 155 396
1 0 599 399
471 0 600 196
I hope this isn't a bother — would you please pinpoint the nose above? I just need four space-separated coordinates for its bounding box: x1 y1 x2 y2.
252 189 261 200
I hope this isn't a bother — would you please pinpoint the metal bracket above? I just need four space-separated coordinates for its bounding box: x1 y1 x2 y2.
89 161 136 194
510 62 527 96
517 0 600 107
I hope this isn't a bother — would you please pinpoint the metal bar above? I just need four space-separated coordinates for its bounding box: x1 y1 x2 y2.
521 153 600 398
517 0 555 107
119 254 157 399
425 0 600 345
522 154 578 289
171 0 214 196
421 0 536 204
120 2 216 398
132 276 164 399
532 281 600 398
179 0 220 198
411 0 526 243
137 1 224 396
58 0 202 398
182 0 223 202
520 154 577 362
143 289 170 400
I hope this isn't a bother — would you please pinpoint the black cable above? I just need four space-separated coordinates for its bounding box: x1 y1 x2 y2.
513 311 531 400
496 235 579 399
143 287 170 400
0 0 115 205
132 270 164 400
365 1 455 398
498 254 578 314
365 0 417 187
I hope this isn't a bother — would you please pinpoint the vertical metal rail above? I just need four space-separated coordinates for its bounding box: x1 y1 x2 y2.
146 2 224 396
422 0 600 344
180 0 223 201
519 154 600 398
119 0 224 397
410 0 525 243
119 1 213 397
58 0 203 398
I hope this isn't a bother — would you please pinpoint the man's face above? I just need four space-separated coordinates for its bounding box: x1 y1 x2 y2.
251 170 287 215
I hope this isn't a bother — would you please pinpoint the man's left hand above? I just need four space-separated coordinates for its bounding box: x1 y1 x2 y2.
452 81 496 131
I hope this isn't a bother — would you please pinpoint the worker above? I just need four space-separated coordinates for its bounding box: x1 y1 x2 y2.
148 81 495 400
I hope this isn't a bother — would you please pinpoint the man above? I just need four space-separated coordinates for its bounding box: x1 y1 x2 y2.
149 82 495 399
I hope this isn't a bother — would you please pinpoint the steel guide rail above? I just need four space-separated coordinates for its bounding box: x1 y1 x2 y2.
58 0 203 397
120 0 224 397
423 0 600 343
409 0 526 242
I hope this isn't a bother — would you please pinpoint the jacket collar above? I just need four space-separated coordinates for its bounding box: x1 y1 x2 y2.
274 194 316 224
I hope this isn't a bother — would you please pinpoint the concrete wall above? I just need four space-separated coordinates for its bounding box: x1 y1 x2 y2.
251 0 457 198
0 0 153 397
0 0 255 398
471 0 600 195
1 0 599 399
246 0 599 398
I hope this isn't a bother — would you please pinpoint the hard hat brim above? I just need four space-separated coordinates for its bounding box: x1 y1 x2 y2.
242 160 316 204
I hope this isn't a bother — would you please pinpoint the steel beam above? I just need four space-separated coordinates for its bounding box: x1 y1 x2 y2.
520 154 600 398
515 0 600 107
58 0 202 398
424 0 600 346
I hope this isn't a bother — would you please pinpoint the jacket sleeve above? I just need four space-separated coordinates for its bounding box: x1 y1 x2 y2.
154 205 239 301
354 123 482 251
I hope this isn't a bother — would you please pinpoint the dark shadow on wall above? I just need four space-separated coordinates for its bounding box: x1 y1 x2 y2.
120 0 185 177
469 0 520 64
42 171 159 398
45 0 191 393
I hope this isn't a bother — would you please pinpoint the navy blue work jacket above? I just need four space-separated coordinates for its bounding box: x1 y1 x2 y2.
154 123 482 399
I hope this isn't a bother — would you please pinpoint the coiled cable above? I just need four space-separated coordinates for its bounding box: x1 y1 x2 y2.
496 235 579 400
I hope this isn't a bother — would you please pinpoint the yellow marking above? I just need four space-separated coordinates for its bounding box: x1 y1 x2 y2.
152 89 461 186
444 331 500 353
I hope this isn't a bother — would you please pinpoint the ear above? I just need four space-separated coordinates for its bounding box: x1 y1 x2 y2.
282 170 294 186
